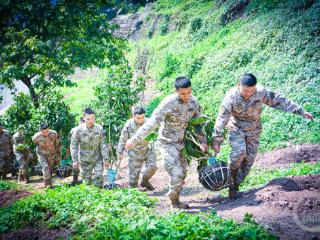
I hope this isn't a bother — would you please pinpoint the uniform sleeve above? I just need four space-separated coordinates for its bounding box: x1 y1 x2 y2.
212 96 232 145
262 89 305 115
193 102 207 145
117 122 129 156
70 130 80 163
130 100 169 145
100 128 109 162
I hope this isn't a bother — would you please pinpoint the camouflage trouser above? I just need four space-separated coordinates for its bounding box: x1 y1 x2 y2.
37 154 55 182
14 151 29 178
128 149 158 187
0 155 12 179
79 159 103 187
73 167 80 177
156 142 187 198
228 129 261 185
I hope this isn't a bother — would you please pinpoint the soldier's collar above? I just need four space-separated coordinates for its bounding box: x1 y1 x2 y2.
133 119 143 126
176 94 188 104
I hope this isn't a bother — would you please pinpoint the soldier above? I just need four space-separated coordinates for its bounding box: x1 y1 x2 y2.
13 125 31 183
32 123 62 188
0 122 14 180
212 73 314 199
70 108 109 188
68 117 85 185
118 107 158 190
126 77 208 209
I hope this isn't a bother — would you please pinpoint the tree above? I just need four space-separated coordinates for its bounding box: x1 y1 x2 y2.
0 0 126 106
91 62 145 162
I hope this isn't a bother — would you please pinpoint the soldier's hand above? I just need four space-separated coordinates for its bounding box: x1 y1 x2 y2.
104 161 110 169
213 144 221 154
303 112 314 121
200 143 208 152
125 139 134 150
73 162 79 169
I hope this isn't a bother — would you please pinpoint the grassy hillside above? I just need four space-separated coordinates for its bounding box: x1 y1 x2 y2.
128 0 320 153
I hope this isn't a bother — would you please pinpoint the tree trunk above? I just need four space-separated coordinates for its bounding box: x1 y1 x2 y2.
21 77 39 107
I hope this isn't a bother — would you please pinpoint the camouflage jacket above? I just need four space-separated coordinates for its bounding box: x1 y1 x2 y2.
70 124 108 163
0 130 13 159
117 118 151 158
32 130 61 159
68 124 85 142
130 94 207 150
212 85 305 145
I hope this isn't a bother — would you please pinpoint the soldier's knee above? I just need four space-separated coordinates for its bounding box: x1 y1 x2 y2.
149 166 158 173
171 168 184 182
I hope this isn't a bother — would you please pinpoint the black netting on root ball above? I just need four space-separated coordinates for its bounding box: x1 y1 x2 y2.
199 161 231 191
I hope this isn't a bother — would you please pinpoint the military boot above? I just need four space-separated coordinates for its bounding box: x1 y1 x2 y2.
168 192 190 209
140 177 155 191
25 175 31 184
71 174 79 185
18 173 24 182
44 179 53 188
229 169 238 199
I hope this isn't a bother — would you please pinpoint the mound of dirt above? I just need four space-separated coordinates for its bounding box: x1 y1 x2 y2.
207 174 320 240
254 144 320 169
0 190 30 208
0 227 70 240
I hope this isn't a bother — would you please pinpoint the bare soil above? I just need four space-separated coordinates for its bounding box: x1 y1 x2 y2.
0 190 30 208
0 227 70 240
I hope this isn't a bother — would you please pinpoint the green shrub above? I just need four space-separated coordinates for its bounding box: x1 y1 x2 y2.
159 53 181 81
91 63 145 162
0 181 17 191
1 91 75 158
145 96 164 117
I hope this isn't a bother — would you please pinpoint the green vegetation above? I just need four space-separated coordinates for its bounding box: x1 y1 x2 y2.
1 91 75 157
0 0 125 106
60 77 98 118
91 63 145 161
0 185 276 239
241 161 320 191
0 181 17 191
131 0 320 152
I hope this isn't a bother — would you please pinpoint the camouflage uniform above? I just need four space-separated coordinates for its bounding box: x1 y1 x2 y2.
68 125 83 182
70 124 108 187
13 131 30 182
129 94 207 203
118 118 157 188
0 129 14 179
32 130 61 186
213 85 306 185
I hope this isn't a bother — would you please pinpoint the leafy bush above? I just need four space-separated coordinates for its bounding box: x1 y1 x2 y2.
145 96 164 117
0 185 276 239
159 14 171 36
91 63 145 162
189 17 203 34
159 53 181 81
0 181 17 191
187 56 205 79
1 91 75 159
